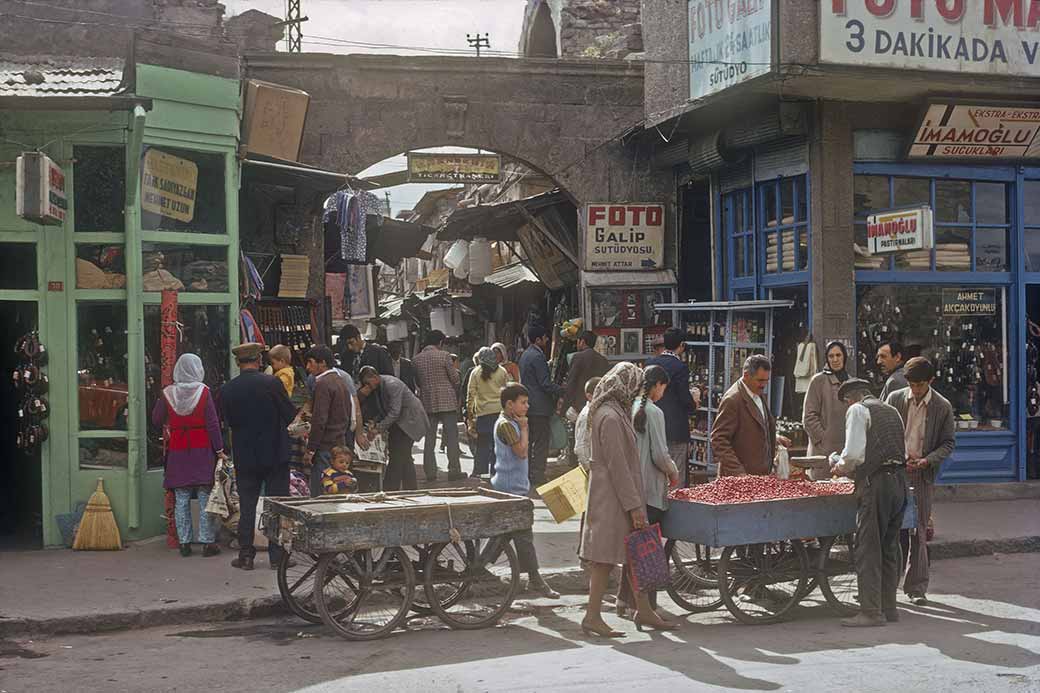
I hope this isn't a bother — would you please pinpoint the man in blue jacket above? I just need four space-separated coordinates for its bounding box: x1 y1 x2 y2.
519 325 562 486
645 327 697 473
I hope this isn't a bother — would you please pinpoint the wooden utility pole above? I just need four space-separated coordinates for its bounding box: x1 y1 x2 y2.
466 33 490 57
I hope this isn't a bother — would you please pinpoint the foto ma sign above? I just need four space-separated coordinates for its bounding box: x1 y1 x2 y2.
866 206 934 255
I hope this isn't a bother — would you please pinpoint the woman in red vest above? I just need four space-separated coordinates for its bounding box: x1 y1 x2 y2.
152 353 226 557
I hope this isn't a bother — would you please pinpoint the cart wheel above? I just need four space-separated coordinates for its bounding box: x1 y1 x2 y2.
425 537 519 630
406 543 474 615
664 539 724 613
718 541 809 625
314 547 415 641
818 534 859 616
277 551 324 624
795 539 822 600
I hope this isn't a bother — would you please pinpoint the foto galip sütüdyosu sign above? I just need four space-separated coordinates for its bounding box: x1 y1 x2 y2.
942 288 997 316
821 1 1040 77
687 0 772 100
866 206 933 255
585 204 665 271
910 103 1040 159
142 149 198 223
407 153 501 183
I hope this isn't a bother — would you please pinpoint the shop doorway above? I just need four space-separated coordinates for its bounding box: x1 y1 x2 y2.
769 286 810 421
1026 285 1040 480
680 180 713 302
0 301 42 550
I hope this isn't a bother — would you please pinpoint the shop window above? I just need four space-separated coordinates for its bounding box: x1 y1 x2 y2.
79 437 129 470
141 243 228 293
0 243 36 290
856 284 1008 431
1026 180 1040 272
853 175 1009 272
76 245 125 290
759 175 809 274
144 305 230 470
73 146 125 233
77 302 128 431
140 146 226 234
723 190 754 278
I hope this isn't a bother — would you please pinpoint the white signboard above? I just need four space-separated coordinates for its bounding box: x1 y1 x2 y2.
15 152 66 226
866 206 934 255
821 1 1040 77
687 0 772 100
585 204 665 271
910 103 1040 159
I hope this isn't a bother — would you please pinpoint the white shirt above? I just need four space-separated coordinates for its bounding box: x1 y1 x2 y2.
574 404 592 471
740 379 766 422
835 402 872 475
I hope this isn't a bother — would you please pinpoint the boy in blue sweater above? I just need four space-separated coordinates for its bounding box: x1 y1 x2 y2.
492 383 559 599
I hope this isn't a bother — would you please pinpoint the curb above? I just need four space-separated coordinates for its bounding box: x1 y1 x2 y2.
3 535 1037 639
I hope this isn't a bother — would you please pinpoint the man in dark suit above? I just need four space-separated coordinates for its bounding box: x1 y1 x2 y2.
562 331 611 417
886 357 955 606
646 328 698 468
519 325 562 486
219 342 298 571
389 342 418 394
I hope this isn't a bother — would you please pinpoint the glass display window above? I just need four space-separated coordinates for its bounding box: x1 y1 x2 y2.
723 189 755 278
0 243 37 290
853 175 1010 273
79 437 129 470
141 243 228 293
144 305 230 470
76 245 125 290
759 175 809 274
73 146 125 234
77 302 129 431
140 146 226 234
1026 180 1040 272
856 284 1008 430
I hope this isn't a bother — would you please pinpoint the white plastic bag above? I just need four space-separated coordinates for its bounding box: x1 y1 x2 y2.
775 446 791 480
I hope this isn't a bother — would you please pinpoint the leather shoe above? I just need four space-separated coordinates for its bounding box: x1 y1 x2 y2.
884 610 899 623
907 593 928 606
231 556 254 571
179 543 192 557
202 544 221 558
841 613 886 627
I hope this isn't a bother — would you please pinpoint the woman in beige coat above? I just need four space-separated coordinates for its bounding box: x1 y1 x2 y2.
579 362 676 637
802 340 850 478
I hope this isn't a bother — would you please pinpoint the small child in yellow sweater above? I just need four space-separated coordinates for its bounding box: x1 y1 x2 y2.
269 344 295 398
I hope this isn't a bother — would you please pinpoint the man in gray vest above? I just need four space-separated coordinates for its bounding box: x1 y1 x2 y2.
829 378 908 627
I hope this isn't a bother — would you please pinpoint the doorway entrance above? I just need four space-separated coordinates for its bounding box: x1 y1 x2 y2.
1026 285 1040 480
0 301 43 549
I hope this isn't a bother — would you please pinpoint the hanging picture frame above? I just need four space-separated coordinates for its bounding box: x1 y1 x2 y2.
620 328 643 356
345 264 376 319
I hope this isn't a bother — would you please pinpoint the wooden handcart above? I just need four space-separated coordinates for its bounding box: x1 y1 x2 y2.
261 488 534 640
660 489 917 625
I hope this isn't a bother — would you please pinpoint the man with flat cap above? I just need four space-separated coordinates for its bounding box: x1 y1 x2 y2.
219 342 298 570
829 378 908 627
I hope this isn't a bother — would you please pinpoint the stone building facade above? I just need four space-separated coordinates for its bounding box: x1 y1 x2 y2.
520 0 643 59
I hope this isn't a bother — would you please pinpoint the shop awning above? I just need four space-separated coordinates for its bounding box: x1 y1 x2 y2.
242 154 378 191
485 262 540 289
582 269 677 287
655 299 794 311
438 189 574 243
366 215 435 266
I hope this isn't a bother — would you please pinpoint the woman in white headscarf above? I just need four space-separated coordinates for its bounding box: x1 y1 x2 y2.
579 362 677 637
152 353 226 558
491 342 520 382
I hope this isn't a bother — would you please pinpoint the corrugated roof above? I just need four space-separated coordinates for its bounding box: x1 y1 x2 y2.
0 56 125 98
486 262 540 289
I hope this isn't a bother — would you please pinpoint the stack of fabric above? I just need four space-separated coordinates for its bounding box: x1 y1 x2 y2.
766 229 797 273
279 255 309 298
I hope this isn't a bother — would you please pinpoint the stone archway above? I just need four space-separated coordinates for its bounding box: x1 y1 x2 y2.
523 1 559 58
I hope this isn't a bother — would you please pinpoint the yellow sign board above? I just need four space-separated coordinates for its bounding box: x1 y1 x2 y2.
142 149 198 223
407 153 501 183
536 465 589 524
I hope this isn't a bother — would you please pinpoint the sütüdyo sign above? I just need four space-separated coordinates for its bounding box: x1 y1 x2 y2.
585 204 665 271
866 206 933 255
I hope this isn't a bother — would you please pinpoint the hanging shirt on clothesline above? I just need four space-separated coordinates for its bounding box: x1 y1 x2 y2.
323 189 383 264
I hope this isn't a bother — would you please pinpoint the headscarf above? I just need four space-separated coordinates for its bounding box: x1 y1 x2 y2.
589 362 643 417
477 346 498 370
822 340 850 382
491 342 510 363
163 353 207 416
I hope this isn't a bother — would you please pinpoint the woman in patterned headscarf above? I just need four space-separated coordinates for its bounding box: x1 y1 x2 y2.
579 362 677 637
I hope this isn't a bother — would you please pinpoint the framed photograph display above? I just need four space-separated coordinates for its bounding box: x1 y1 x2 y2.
620 328 643 356
591 289 621 328
594 329 619 357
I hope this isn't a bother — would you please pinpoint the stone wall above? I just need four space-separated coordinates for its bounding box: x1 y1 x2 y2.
519 0 643 60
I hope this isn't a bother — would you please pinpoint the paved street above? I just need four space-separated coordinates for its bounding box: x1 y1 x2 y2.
3 554 1038 693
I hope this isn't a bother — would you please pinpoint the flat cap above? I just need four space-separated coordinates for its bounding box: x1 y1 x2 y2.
837 378 873 401
232 342 265 360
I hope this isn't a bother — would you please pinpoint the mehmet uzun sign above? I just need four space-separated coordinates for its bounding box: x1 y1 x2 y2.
866 206 934 255
821 1 1040 77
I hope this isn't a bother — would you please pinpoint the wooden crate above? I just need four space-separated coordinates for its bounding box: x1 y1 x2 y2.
261 488 534 554
661 492 917 547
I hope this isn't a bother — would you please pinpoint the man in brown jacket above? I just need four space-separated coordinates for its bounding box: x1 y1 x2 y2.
711 354 790 476
303 346 351 497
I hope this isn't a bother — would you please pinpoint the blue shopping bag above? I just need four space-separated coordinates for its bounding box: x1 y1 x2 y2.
624 523 670 592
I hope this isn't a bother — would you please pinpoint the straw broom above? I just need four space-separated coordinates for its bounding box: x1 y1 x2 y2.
72 478 122 551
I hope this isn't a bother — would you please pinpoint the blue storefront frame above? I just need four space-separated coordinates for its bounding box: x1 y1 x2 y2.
854 161 1038 483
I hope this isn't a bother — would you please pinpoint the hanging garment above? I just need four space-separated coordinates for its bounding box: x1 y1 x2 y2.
793 341 818 394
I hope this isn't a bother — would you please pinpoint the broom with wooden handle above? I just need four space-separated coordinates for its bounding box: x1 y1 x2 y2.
73 478 122 551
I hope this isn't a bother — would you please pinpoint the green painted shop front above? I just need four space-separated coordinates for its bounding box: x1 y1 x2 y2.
0 63 241 548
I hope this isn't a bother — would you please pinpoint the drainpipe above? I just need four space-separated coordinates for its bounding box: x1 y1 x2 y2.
125 104 147 529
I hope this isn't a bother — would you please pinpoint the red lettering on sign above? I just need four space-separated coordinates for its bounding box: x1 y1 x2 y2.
986 0 1024 27
866 0 896 17
48 281 63 292
937 0 966 20
832 0 847 14
608 207 626 225
629 206 645 225
588 206 606 226
646 206 663 226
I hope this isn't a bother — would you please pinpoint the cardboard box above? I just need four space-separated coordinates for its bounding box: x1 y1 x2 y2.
536 465 588 524
241 79 310 162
